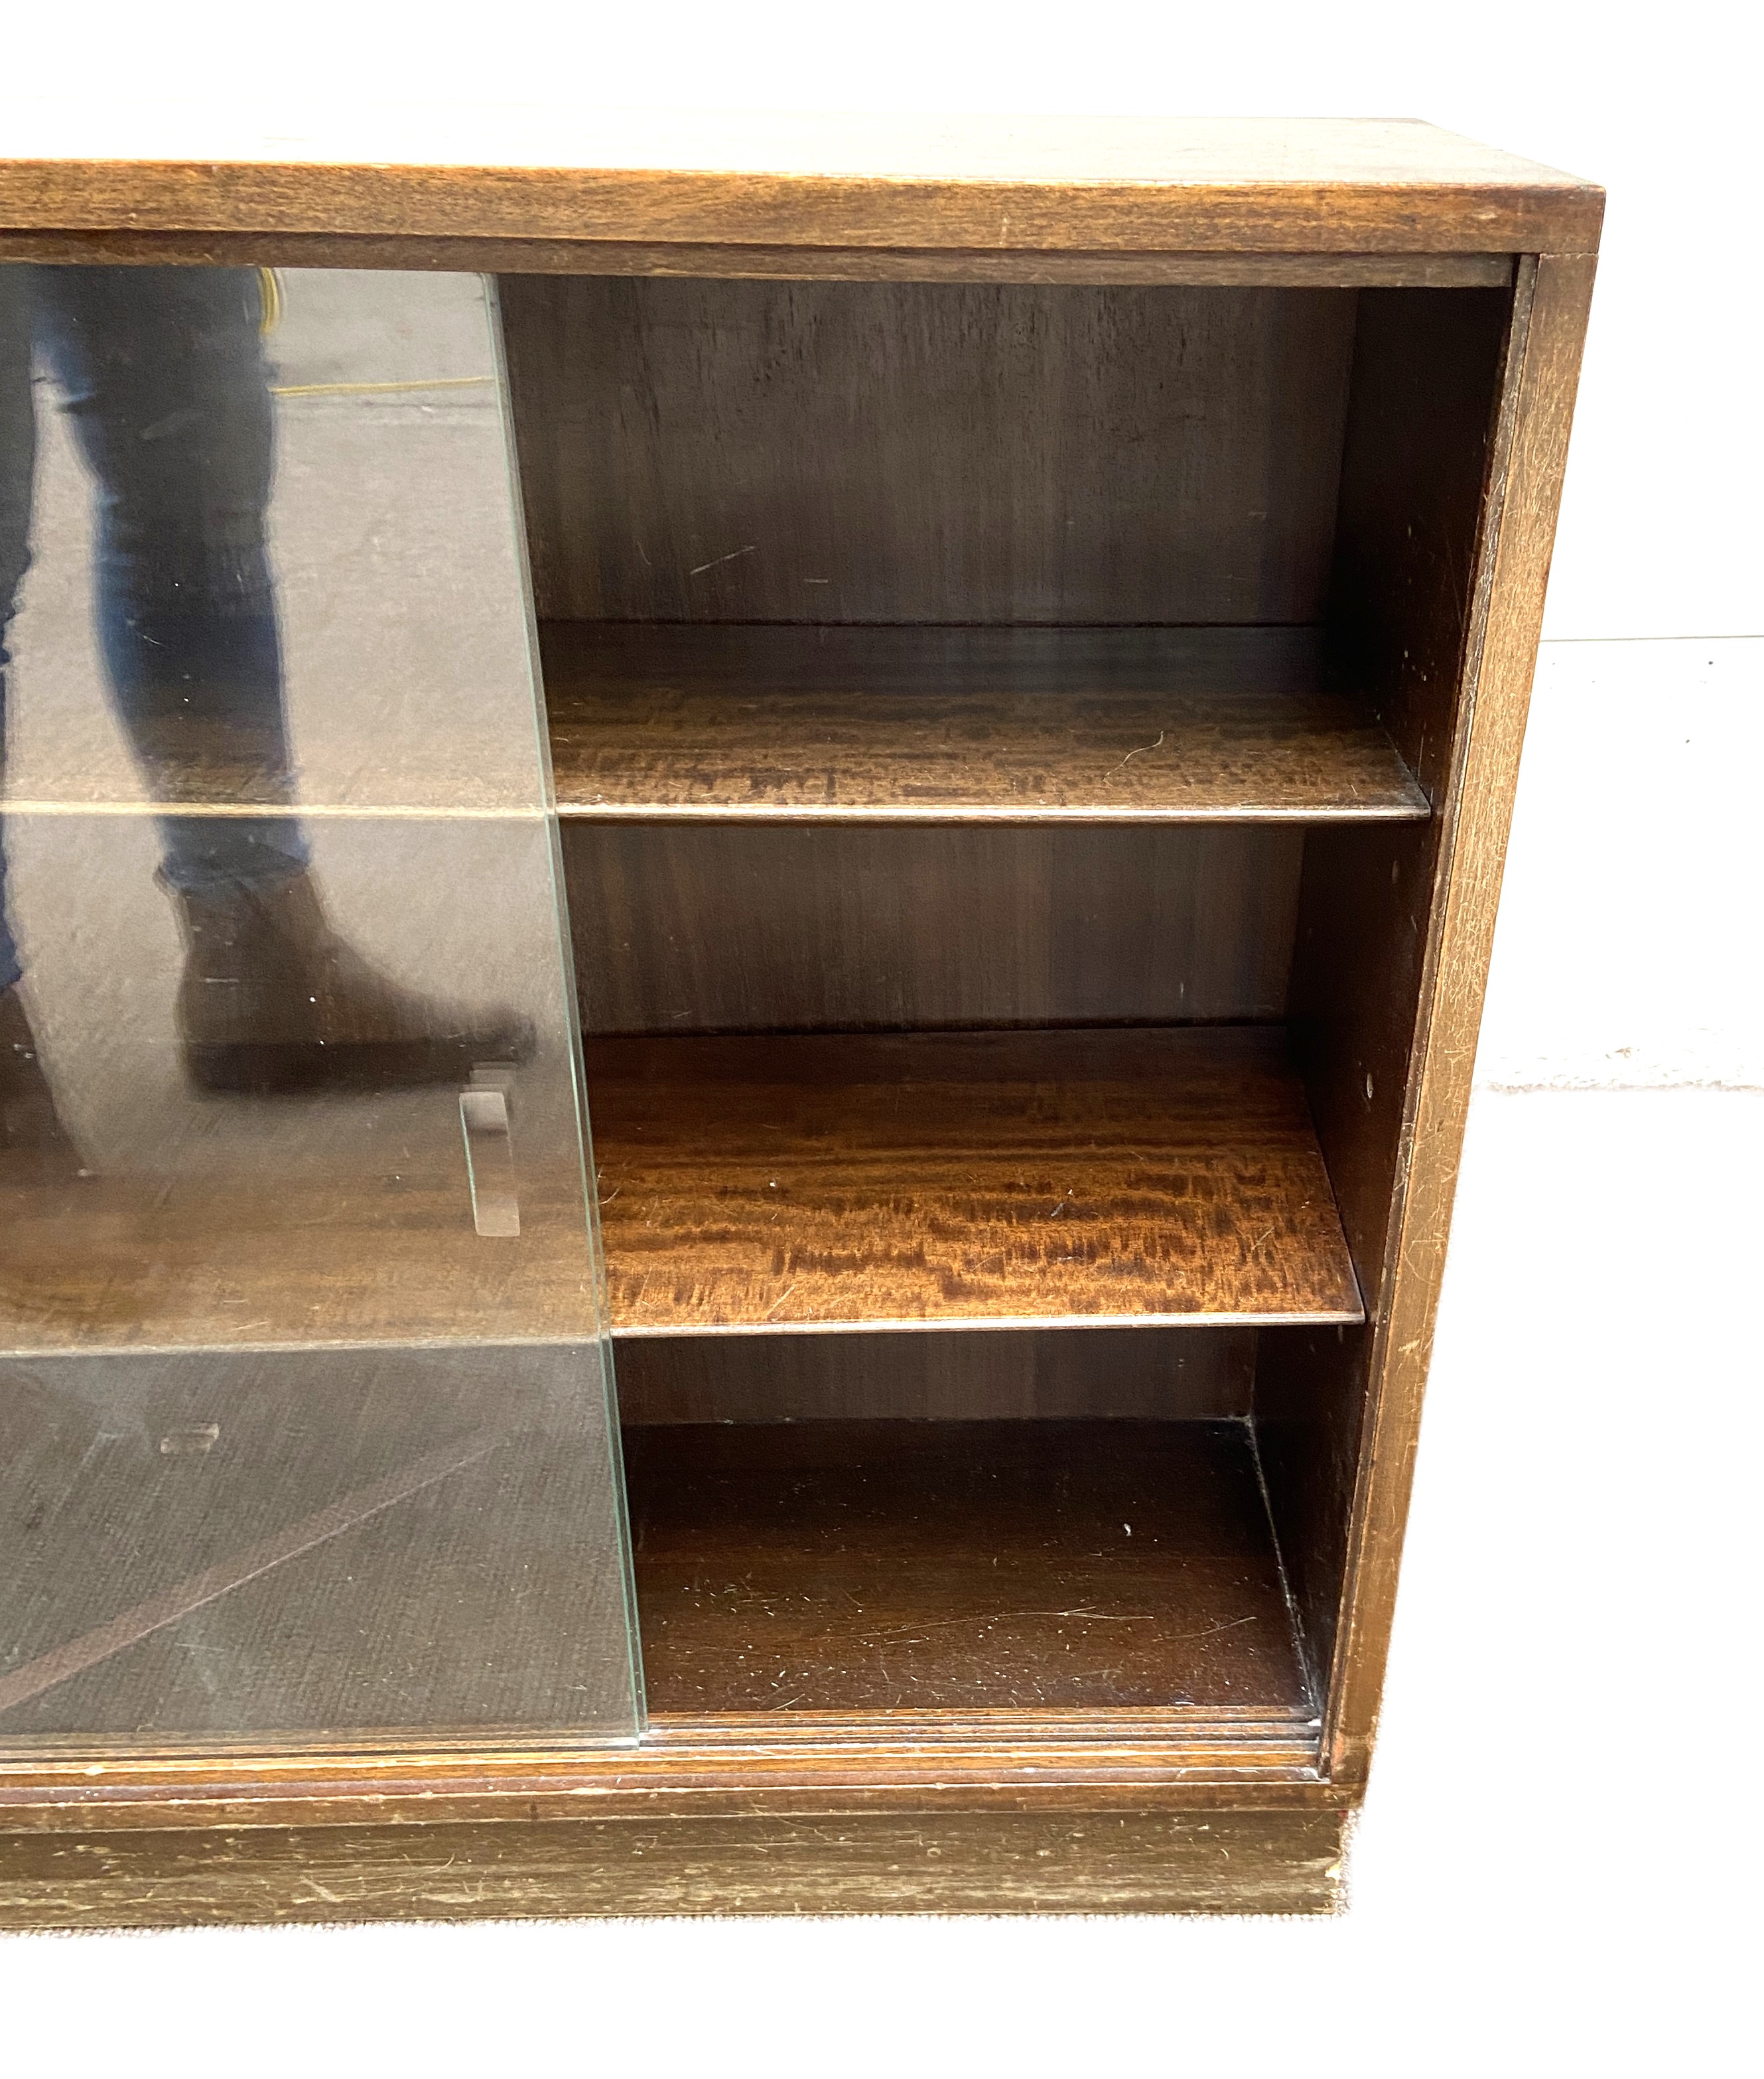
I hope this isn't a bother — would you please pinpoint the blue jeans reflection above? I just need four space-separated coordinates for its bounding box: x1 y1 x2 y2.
0 265 309 993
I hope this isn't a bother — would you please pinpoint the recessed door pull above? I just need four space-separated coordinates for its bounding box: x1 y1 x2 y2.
460 1064 520 1238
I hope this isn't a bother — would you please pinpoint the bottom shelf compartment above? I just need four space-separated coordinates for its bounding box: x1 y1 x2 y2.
623 1417 1312 1717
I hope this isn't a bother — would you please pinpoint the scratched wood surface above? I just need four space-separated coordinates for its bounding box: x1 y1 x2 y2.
542 624 1428 822
503 278 1358 626
626 1418 1308 1713
1317 255 1600 1780
0 1806 1346 1924
586 1027 1361 1333
1255 283 1518 1702
0 111 1601 255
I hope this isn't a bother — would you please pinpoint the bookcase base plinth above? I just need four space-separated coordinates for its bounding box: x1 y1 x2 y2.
0 1804 1345 1925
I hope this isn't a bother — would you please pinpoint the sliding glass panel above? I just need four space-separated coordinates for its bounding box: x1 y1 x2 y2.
0 266 639 1745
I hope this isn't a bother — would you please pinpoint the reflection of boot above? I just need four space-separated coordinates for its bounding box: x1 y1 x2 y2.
0 986 86 1183
167 871 536 1096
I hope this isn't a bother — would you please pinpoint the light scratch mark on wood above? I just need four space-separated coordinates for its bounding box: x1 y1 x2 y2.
689 543 758 577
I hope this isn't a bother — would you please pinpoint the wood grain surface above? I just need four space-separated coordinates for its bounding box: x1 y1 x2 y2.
503 278 1358 625
0 1173 601 1352
584 1027 1361 1332
1320 254 1599 1780
1255 283 1516 1693
1 1032 1353 1346
614 1326 1255 1424
0 1805 1345 1924
625 1418 1310 1713
566 820 1304 1035
542 623 1428 822
0 233 1519 283
0 1703 1327 1828
0 112 1600 254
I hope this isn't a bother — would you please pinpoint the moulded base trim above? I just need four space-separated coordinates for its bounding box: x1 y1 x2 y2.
0 1804 1345 1924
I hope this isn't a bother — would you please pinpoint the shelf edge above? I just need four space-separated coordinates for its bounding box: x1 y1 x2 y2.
558 800 1430 825
609 1307 1365 1338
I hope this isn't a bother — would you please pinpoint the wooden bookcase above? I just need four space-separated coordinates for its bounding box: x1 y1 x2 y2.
0 118 1600 1921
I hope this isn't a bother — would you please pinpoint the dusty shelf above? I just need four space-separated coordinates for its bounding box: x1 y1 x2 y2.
543 622 1430 824
625 1415 1316 1715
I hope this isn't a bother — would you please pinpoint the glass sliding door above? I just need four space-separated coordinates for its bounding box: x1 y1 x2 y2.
0 266 640 1745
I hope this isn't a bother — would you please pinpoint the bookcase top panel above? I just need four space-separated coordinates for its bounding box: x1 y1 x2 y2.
0 113 1602 256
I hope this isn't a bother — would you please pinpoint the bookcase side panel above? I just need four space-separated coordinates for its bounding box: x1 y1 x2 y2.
1253 279 1527 1708
1319 253 1598 1776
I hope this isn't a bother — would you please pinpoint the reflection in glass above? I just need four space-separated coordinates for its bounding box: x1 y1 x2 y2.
0 267 638 1747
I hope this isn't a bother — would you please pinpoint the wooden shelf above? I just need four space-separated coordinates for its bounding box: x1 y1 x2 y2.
625 1417 1314 1715
586 1025 1362 1335
2 1029 1357 1349
0 1170 603 1354
542 623 1429 824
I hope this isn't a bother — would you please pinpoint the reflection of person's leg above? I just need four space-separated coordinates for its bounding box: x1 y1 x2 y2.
29 265 306 885
32 267 531 1095
0 267 82 1178
0 266 36 999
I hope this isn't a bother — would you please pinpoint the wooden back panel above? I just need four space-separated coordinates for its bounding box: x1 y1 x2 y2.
565 822 1302 1035
615 1328 1255 1425
501 277 1359 625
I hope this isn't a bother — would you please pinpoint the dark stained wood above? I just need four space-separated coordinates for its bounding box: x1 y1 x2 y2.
565 820 1303 1035
625 1419 1310 1714
3 1035 1337 1355
0 1806 1345 1924
615 1326 1255 1425
0 1707 1327 1827
639 1704 1316 1762
1251 273 1533 1722
1252 284 1519 1695
502 277 1359 625
1317 253 1600 1780
0 1171 601 1352
0 233 1517 284
542 623 1428 823
1328 287 1519 804
584 1027 1363 1333
1250 1317 1373 1702
0 113 1601 252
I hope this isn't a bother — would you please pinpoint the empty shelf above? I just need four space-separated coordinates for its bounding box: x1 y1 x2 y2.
542 622 1430 824
586 1026 1363 1335
625 1417 1314 1715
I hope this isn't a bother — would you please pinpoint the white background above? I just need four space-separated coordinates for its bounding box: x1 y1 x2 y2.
5 3 1761 2071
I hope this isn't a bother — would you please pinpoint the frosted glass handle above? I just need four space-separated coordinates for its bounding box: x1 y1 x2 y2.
460 1070 520 1238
